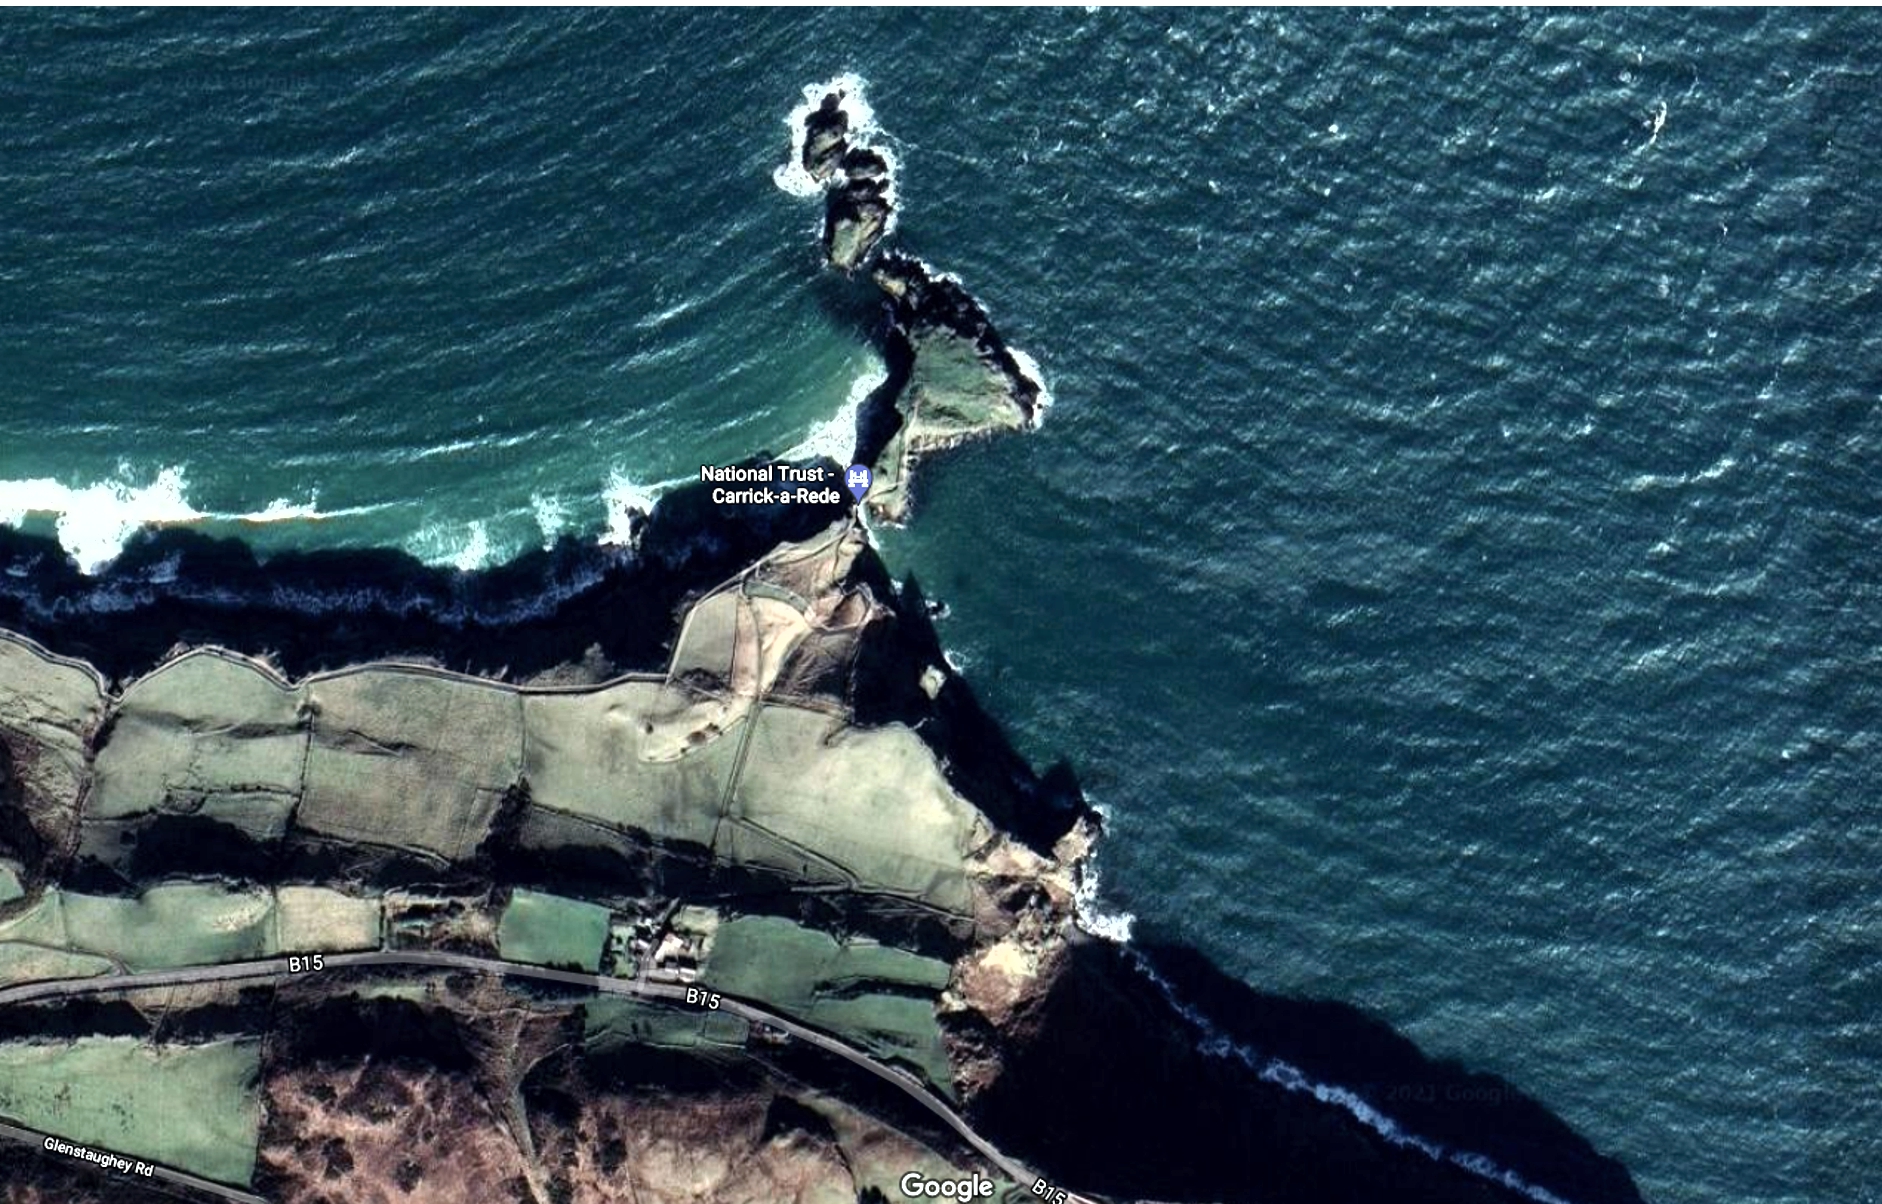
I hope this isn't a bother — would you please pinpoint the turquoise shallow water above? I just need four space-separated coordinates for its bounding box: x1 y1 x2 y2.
2 11 1877 1203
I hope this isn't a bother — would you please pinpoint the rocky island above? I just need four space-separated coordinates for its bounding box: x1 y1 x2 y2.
0 81 1644 1204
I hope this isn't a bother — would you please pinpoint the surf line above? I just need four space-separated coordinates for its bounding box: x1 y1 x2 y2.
1123 949 1580 1204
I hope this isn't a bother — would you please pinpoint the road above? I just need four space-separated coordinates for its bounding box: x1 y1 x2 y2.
0 1117 267 1204
0 950 1089 1204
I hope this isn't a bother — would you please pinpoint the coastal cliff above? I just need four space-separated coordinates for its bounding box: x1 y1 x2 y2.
0 78 1645 1204
0 499 1640 1204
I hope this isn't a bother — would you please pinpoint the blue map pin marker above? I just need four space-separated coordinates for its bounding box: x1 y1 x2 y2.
844 463 872 501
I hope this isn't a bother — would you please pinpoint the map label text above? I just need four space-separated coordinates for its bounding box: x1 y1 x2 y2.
900 1171 996 1198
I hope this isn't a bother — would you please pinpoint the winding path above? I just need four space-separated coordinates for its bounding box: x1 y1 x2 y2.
0 950 1089 1204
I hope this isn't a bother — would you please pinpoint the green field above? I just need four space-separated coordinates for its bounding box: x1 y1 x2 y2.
62 886 276 967
520 681 985 915
298 669 523 863
88 653 306 836
497 889 612 972
0 637 103 823
36 614 987 923
521 682 738 850
704 916 955 1093
583 996 750 1053
0 944 112 985
0 1036 262 1185
0 885 382 985
725 707 981 914
275 886 383 953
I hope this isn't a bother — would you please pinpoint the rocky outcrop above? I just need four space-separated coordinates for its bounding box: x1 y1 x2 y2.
858 253 1049 521
825 147 895 273
783 83 1048 522
800 93 850 183
871 253 1048 426
793 85 896 272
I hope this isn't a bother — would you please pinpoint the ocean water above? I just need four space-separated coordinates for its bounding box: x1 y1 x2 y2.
1 10 1876 1204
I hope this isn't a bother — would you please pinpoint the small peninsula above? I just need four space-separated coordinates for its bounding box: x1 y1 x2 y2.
0 80 1643 1204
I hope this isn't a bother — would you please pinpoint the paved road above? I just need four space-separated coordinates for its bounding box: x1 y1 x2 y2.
0 950 1089 1203
0 1117 267 1204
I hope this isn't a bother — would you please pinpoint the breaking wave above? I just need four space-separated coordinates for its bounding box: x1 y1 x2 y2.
783 359 884 465
1125 951 1578 1204
0 466 387 575
404 519 494 573
1072 797 1137 943
772 71 878 198
1007 346 1054 425
0 466 201 574
601 469 680 548
529 492 570 549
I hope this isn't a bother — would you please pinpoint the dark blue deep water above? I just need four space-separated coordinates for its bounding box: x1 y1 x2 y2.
2 11 1877 1203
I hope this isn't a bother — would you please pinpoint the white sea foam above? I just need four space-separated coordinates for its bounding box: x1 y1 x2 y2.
1072 863 1136 944
0 467 405 574
0 466 204 574
1638 100 1668 152
784 359 886 465
235 495 324 523
1007 346 1054 426
0 457 671 577
600 469 687 548
455 521 491 572
1123 947 1579 1204
529 492 569 548
773 72 877 198
405 519 495 573
1071 797 1137 943
1626 453 1738 493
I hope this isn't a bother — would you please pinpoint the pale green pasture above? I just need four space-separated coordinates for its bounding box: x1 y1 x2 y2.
704 916 954 1094
0 1036 262 1185
0 885 381 984
497 889 611 972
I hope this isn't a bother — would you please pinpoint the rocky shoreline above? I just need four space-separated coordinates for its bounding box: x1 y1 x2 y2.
785 81 1049 525
0 499 1641 1204
0 80 1644 1204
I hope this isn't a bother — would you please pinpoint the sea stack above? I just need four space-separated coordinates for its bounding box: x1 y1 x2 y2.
784 80 1049 522
800 92 849 182
793 84 897 271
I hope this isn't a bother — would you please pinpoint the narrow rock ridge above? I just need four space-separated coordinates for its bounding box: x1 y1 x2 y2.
796 86 897 272
784 80 1049 523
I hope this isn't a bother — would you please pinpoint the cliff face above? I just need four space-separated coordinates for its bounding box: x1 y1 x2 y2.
0 77 1644 1204
943 934 1645 1204
0 500 1641 1204
0 522 1078 954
